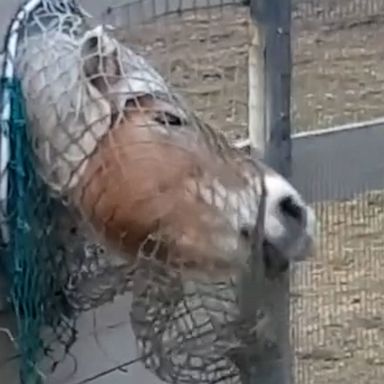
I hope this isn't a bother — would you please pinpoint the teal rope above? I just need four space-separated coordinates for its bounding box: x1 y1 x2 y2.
6 77 45 384
3 77 72 384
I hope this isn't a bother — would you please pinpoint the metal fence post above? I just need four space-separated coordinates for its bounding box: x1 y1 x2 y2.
249 0 292 176
245 0 293 383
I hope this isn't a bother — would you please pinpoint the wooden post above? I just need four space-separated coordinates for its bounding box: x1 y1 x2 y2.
248 11 266 156
249 0 292 177
247 0 293 171
244 0 293 383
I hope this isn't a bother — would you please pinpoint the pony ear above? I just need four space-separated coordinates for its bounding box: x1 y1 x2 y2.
80 26 120 91
81 27 103 79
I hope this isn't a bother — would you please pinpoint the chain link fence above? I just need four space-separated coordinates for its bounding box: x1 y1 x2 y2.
290 2 384 384
292 0 384 132
293 0 384 20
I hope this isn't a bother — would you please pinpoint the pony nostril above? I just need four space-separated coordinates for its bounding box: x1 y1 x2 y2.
279 196 303 222
240 226 251 240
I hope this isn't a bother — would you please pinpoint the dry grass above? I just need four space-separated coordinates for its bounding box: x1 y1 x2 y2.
115 4 384 383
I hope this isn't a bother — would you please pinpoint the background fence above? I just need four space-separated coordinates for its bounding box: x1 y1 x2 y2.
291 2 384 384
292 0 384 132
1 0 384 383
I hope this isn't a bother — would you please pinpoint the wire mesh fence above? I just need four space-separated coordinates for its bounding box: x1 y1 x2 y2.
291 192 384 384
293 0 384 20
291 2 384 384
292 0 384 132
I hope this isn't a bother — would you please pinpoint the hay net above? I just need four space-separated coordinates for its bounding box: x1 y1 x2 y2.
0 0 270 383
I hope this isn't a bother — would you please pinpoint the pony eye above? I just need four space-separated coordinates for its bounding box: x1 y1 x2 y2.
154 111 183 126
279 196 303 221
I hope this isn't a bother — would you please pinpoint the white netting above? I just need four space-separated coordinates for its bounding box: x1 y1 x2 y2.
12 0 266 282
0 0 275 382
